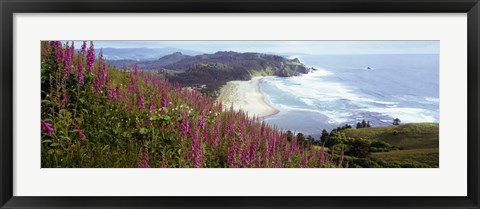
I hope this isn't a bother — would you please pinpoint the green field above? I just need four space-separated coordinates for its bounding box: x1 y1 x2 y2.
370 148 439 168
341 123 439 168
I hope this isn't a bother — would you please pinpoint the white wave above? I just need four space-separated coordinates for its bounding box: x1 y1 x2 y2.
299 97 316 106
271 103 352 124
268 74 396 106
362 107 438 123
425 97 440 103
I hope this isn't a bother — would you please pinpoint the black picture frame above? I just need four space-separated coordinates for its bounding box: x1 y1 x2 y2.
1 0 479 208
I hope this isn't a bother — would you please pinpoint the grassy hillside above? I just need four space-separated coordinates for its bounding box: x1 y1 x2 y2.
342 123 439 149
40 41 341 168
370 148 438 168
340 123 439 168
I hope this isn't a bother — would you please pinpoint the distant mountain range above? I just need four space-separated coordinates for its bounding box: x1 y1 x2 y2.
96 47 203 60
107 51 193 71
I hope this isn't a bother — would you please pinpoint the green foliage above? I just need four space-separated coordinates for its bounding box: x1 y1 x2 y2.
340 123 439 167
286 130 294 142
349 138 371 158
342 123 439 150
369 141 396 152
393 118 401 125
370 148 439 168
324 132 353 148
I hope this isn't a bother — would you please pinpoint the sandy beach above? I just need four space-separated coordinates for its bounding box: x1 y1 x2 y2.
217 77 279 118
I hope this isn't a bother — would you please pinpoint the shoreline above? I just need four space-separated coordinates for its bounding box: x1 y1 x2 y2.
217 77 279 118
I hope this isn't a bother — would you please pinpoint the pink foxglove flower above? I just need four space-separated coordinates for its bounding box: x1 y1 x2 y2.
138 146 150 168
93 77 103 94
77 56 84 85
148 99 155 115
60 88 68 107
51 41 63 63
108 86 118 101
86 41 95 72
133 64 138 76
128 75 136 94
137 94 145 109
182 117 189 135
62 42 73 77
81 41 87 55
192 131 201 168
72 123 86 139
41 120 53 135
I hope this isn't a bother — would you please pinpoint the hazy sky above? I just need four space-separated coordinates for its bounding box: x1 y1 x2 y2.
72 40 439 55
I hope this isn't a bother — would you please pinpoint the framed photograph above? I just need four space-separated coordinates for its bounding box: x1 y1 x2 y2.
1 0 479 208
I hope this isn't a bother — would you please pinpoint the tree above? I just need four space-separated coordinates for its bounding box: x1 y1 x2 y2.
296 133 307 147
306 135 315 144
349 138 371 158
330 129 337 136
324 132 353 148
286 130 294 141
296 133 305 142
366 121 371 128
361 120 367 128
356 122 362 129
393 118 401 125
320 129 329 144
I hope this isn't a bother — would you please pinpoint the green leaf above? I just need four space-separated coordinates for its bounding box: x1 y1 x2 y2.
150 115 159 121
50 143 59 147
122 131 130 138
161 115 171 121
139 128 149 135
42 140 52 143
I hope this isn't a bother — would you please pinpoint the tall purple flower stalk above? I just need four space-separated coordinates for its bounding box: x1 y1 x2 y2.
62 42 72 77
108 86 118 101
72 123 86 139
162 93 168 107
41 120 53 135
138 146 150 168
99 49 103 63
198 117 205 130
86 41 95 72
102 63 108 79
192 130 201 168
182 117 189 137
137 94 145 109
128 74 137 94
51 41 63 63
93 77 103 94
77 56 84 85
133 64 138 76
93 63 107 94
149 99 155 115
81 41 87 55
60 88 68 107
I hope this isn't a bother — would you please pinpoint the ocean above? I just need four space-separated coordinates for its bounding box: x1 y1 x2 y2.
259 54 440 137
